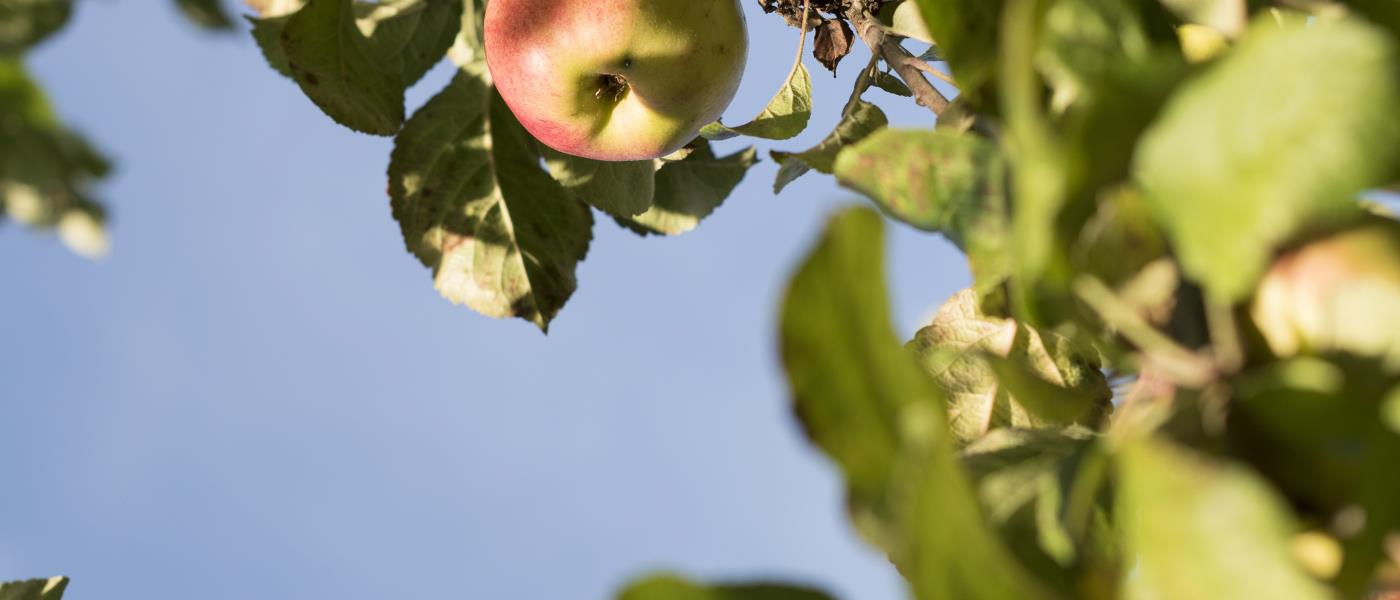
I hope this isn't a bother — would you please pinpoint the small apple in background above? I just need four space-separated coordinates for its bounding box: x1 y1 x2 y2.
484 0 747 162
1250 214 1400 369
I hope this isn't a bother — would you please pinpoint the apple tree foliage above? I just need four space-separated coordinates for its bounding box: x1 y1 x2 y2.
7 0 1400 598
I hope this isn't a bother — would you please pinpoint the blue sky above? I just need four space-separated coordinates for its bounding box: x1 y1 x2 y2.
0 3 969 599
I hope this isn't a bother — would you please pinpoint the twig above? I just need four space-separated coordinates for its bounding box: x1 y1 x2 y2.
878 37 951 115
841 51 882 117
905 58 957 86
841 0 950 117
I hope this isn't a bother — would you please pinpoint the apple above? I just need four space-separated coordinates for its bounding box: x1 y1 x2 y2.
1250 214 1400 368
484 0 747 161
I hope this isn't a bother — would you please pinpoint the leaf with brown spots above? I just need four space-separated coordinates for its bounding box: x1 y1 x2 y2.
834 128 1011 294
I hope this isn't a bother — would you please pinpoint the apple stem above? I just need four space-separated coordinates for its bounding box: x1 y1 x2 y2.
594 74 630 103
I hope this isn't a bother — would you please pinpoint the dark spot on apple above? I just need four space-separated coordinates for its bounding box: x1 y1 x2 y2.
304 72 320 86
621 56 633 69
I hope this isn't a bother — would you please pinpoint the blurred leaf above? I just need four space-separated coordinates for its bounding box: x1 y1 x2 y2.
0 577 68 600
1117 436 1330 600
0 0 72 54
279 0 461 135
0 58 111 258
771 100 887 193
544 151 654 217
175 0 235 30
912 0 1002 105
908 289 1111 445
780 206 932 500
1134 14 1400 302
701 61 811 141
876 0 935 44
1157 0 1245 37
388 63 593 331
960 428 1108 583
780 207 1049 599
1071 187 1168 288
616 141 756 237
616 574 834 600
834 128 1010 294
1229 357 1400 596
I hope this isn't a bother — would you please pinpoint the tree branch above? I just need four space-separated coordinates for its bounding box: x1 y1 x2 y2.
877 37 951 115
842 0 950 117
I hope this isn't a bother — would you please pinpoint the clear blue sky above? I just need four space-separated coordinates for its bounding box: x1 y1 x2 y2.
0 3 968 599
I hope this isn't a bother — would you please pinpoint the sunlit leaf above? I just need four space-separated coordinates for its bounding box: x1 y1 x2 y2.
615 141 757 237
834 128 1010 294
388 63 593 331
780 207 1049 599
701 62 812 141
1117 436 1330 600
278 0 461 135
771 100 887 193
908 289 1111 445
1134 14 1400 302
0 577 68 600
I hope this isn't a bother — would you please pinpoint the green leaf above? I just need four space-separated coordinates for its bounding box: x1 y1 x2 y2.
1229 357 1400 596
770 100 887 194
248 14 295 77
279 0 461 135
615 574 834 600
780 206 935 501
871 71 912 97
616 141 757 237
0 58 111 258
355 0 462 87
780 207 1048 599
959 428 1108 583
1116 436 1330 600
388 63 593 331
876 0 935 44
543 150 654 217
834 128 1010 294
899 406 1054 600
911 0 1002 104
908 289 1111 446
0 0 72 54
1134 14 1400 302
701 61 812 141
175 0 235 30
0 577 68 600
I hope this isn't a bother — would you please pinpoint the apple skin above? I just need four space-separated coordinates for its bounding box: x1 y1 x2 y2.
484 0 747 161
1250 214 1400 367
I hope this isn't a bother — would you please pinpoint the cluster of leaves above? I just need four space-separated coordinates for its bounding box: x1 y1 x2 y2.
240 0 762 331
9 0 1400 597
641 0 1400 598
